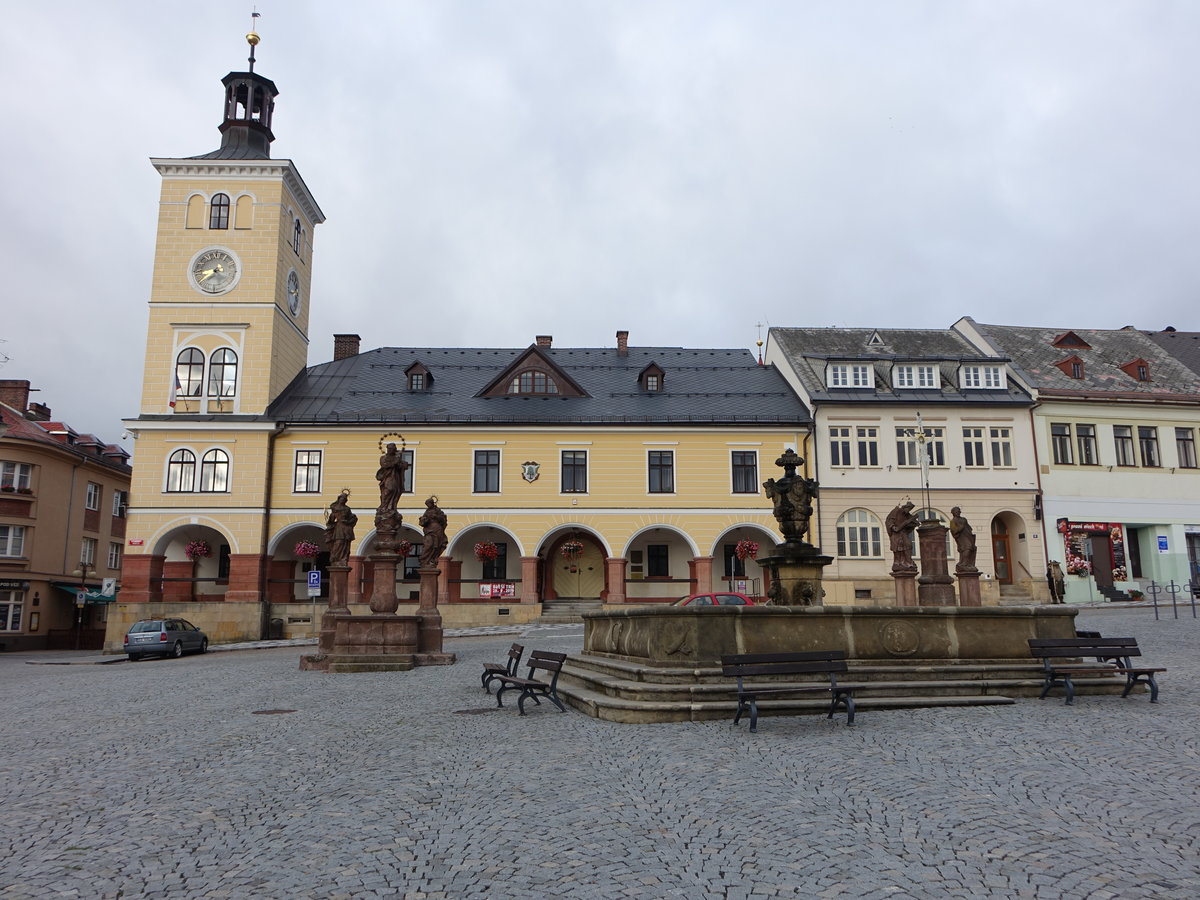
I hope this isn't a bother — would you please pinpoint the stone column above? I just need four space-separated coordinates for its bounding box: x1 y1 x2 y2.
604 557 628 604
891 571 918 606
690 556 715 595
916 523 956 606
519 556 540 603
326 565 351 613
956 569 982 607
417 566 444 653
368 554 400 613
438 556 456 605
347 556 365 607
119 554 164 604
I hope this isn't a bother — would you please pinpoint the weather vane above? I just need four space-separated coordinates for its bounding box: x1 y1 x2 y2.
246 8 261 72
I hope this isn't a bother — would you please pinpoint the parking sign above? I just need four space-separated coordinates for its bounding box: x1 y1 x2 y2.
307 569 322 597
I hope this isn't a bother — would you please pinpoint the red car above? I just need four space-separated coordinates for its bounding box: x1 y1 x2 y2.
672 592 756 607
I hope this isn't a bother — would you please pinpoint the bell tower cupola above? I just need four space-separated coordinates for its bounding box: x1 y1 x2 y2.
195 25 278 160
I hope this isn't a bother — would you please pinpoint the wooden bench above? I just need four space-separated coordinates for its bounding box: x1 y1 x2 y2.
495 650 569 715
721 651 856 732
1028 637 1165 705
481 643 524 693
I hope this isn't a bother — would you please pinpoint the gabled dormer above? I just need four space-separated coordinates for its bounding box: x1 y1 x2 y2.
1053 355 1086 380
1051 330 1092 350
1119 358 1152 383
639 363 664 392
477 345 589 398
405 362 432 392
957 362 1006 390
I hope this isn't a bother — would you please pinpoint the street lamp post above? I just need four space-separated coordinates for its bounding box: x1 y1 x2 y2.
71 562 94 651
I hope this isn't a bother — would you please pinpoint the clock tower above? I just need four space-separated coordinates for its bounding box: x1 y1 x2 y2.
139 30 324 418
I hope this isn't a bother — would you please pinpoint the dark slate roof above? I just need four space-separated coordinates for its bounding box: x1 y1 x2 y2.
1143 330 1200 379
768 327 1031 406
264 345 811 425
969 322 1200 399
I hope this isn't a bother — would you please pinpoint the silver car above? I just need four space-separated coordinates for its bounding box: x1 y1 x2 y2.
124 618 209 660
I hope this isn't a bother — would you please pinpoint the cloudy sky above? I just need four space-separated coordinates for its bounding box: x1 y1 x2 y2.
2 1 1198 445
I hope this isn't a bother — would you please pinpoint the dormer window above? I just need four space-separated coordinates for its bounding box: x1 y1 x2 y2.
828 364 873 388
1053 355 1085 380
409 373 425 391
405 362 432 392
960 365 1005 390
639 363 665 392
1119 358 1152 383
893 364 938 389
1051 330 1092 349
645 374 660 391
507 369 559 395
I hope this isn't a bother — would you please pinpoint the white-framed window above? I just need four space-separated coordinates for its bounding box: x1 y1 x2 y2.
828 364 873 388
207 349 238 398
81 537 98 567
111 490 128 517
1176 428 1198 468
85 482 101 510
990 427 1013 467
199 449 230 492
894 365 938 389
108 541 122 569
294 450 322 493
960 365 1005 390
0 525 26 557
0 592 22 632
0 461 33 490
856 427 879 466
836 509 882 558
963 427 986 468
829 427 852 467
1051 423 1074 465
175 348 205 399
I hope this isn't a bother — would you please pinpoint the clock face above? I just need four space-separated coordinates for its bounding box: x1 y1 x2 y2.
190 248 239 295
287 270 301 315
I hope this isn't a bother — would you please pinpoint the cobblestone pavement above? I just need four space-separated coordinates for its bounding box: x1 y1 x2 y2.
1 607 1197 899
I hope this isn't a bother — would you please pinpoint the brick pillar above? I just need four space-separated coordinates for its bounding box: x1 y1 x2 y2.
690 556 715 595
225 554 267 602
120 554 164 603
266 559 294 603
604 557 628 603
519 556 540 603
162 560 194 602
438 557 460 604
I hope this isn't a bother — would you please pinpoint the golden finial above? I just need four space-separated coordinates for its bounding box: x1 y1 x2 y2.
246 8 261 70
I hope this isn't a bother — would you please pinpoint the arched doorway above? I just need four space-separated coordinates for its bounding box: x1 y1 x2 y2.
552 537 604 600
990 518 1012 585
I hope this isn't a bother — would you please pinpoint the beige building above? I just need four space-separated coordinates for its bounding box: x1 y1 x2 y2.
765 327 1047 604
0 380 131 649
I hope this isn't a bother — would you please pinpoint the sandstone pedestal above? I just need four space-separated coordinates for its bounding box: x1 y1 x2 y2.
758 541 833 606
917 522 956 606
956 569 982 607
891 570 918 606
415 566 455 666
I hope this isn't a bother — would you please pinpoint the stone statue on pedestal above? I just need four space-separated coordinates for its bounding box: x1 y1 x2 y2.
324 491 357 567
949 506 978 573
886 500 920 572
376 443 408 513
762 448 818 545
419 496 448 568
1047 560 1066 603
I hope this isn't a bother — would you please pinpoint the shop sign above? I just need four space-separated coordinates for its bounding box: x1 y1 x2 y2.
1158 536 1169 553
0 580 29 591
479 582 516 598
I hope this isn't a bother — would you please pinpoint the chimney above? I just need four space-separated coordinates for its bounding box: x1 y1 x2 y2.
536 335 552 348
333 334 361 361
26 402 52 422
0 380 31 414
616 330 629 357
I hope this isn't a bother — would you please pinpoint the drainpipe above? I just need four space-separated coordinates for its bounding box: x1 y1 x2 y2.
257 423 284 637
1028 401 1051 585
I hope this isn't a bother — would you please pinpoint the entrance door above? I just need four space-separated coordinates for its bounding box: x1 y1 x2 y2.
553 541 604 599
1188 535 1200 595
1089 534 1113 589
991 518 1013 584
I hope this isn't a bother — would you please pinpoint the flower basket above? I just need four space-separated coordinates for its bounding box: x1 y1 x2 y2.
0 485 14 493
16 487 33 495
185 540 211 561
1064 553 1091 576
560 539 584 560
294 540 321 559
474 541 500 562
735 539 760 561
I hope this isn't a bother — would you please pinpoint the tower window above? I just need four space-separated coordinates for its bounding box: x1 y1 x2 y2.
175 348 205 399
293 219 302 255
199 449 230 492
207 349 238 398
209 193 230 229
166 450 197 493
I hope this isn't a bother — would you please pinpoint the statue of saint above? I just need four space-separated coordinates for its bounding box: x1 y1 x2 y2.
886 500 920 571
418 496 448 568
1047 560 1066 604
762 448 818 544
324 491 358 567
949 506 978 572
375 442 408 512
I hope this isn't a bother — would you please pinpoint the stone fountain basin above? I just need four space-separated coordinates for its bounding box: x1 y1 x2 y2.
581 604 1079 667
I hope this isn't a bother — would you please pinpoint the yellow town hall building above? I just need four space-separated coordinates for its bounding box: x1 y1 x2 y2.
111 48 811 648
